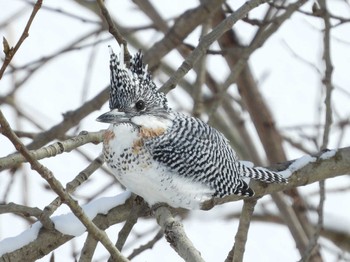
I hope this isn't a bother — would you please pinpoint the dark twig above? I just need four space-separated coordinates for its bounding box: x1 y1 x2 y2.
96 0 130 64
160 0 269 93
128 229 164 259
115 201 148 252
0 0 43 79
225 198 258 262
301 0 334 260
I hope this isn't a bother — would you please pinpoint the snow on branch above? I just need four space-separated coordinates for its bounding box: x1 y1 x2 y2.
203 147 350 209
0 192 133 261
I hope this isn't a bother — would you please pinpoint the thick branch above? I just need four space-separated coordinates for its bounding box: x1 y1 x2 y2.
0 197 136 261
203 147 350 209
225 198 258 262
155 206 204 262
0 131 103 171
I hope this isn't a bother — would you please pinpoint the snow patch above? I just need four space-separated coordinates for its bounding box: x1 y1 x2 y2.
0 222 41 257
279 155 316 178
54 191 131 236
0 191 131 256
320 149 337 160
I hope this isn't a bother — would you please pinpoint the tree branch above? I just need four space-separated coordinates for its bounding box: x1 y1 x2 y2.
1 147 349 260
0 131 104 171
0 0 42 79
155 206 204 262
96 0 130 64
160 0 269 93
202 147 350 209
0 196 137 261
225 198 258 262
145 0 226 72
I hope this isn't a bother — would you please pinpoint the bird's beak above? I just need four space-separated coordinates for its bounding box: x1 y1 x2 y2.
96 110 130 124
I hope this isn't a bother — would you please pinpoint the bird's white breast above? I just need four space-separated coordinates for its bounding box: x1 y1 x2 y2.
103 121 214 209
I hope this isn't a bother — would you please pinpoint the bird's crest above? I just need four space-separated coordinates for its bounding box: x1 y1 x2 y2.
108 45 168 111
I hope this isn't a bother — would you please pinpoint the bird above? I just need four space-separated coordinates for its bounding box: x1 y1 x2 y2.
96 46 287 210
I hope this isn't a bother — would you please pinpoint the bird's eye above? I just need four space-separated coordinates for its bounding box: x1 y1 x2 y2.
135 100 145 111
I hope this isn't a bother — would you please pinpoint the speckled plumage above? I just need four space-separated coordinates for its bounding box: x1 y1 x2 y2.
97 46 287 210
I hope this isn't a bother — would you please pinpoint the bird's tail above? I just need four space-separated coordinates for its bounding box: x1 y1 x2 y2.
239 163 288 183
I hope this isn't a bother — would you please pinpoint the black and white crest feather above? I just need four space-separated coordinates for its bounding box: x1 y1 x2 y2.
108 46 168 111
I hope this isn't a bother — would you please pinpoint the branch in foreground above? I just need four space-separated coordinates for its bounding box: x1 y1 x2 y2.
0 193 135 261
155 206 204 262
0 147 349 260
202 147 350 209
0 131 104 171
225 198 258 262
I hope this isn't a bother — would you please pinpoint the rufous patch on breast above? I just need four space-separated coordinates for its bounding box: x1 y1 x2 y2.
132 138 144 154
139 127 166 138
103 130 115 145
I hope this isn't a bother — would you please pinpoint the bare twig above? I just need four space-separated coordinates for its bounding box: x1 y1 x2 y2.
225 198 258 262
114 200 149 252
0 202 42 218
301 0 334 260
127 229 164 259
42 154 105 220
160 0 269 93
144 0 225 71
320 5 334 150
96 0 130 64
0 0 42 79
22 0 100 24
192 21 209 118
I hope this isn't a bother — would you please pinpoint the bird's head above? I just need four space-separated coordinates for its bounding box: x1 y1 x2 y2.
96 46 170 128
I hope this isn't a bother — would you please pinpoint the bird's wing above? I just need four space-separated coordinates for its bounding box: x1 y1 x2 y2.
145 112 253 197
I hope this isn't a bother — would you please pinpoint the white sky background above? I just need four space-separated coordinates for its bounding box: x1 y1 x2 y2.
0 0 350 261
